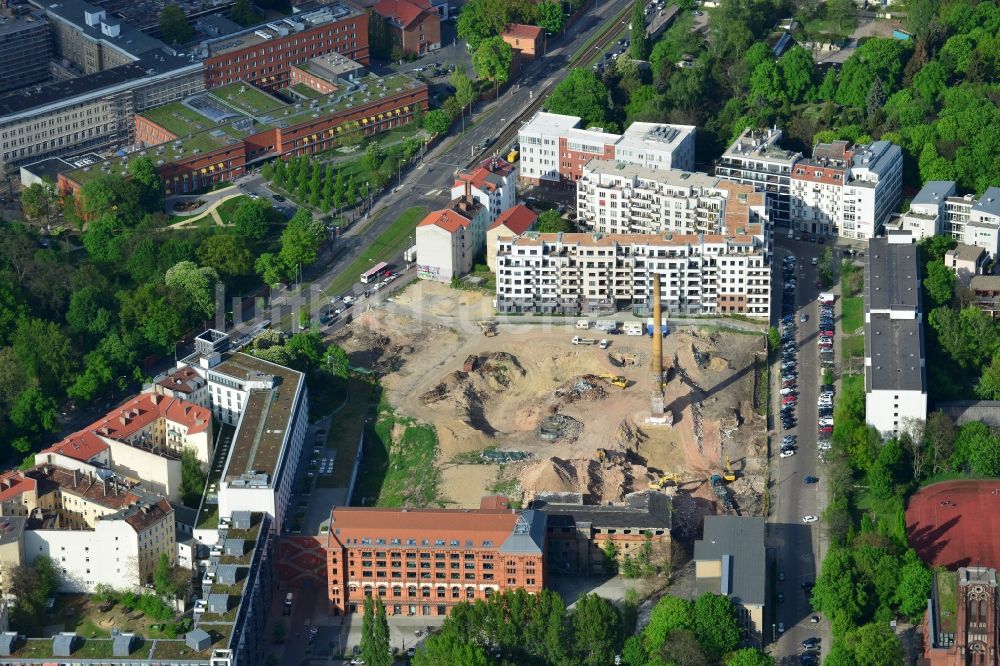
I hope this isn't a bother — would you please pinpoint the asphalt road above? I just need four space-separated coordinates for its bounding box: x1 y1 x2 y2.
769 237 833 663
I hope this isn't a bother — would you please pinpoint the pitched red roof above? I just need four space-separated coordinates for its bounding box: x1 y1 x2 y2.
327 504 518 550
503 23 543 41
42 431 109 462
0 470 36 503
489 204 537 234
418 209 471 234
373 0 432 29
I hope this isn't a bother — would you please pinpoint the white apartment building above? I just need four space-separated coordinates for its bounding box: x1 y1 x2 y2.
613 122 695 172
176 330 309 541
892 182 1000 258
789 140 902 240
415 194 489 282
450 156 516 224
864 233 927 437
496 179 770 319
518 112 696 188
575 160 765 237
716 127 801 227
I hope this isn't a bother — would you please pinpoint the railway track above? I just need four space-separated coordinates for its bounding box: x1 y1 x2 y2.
466 1 633 167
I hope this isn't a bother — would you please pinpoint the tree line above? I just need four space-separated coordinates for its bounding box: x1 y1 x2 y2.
543 0 998 194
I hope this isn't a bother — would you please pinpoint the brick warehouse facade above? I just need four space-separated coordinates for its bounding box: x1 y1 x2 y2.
324 497 546 616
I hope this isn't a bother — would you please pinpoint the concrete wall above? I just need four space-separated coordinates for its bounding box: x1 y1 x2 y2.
25 520 140 592
866 388 927 437
105 439 182 503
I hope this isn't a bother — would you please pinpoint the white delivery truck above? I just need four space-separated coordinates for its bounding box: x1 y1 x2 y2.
624 322 644 336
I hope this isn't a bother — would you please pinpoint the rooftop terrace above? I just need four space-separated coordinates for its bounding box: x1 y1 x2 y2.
209 83 286 117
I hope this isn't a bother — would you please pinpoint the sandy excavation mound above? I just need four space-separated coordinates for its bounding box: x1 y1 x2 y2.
553 375 608 403
521 457 580 497
518 452 639 504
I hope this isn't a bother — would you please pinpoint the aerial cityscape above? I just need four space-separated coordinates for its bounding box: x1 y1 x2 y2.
0 0 996 662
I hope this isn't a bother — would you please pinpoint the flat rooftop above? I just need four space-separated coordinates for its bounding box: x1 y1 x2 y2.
204 4 362 57
618 122 695 149
273 72 421 128
209 83 286 117
519 111 582 137
723 127 799 163
911 180 956 208
865 313 925 392
584 160 718 190
693 516 766 606
214 353 303 484
865 237 921 313
0 62 146 119
533 491 672 530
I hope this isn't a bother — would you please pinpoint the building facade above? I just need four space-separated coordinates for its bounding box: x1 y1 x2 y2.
518 112 695 188
324 496 545 617
0 10 52 94
451 156 516 224
501 23 543 59
897 183 1000 258
944 244 988 288
923 567 1000 666
374 0 440 56
864 233 927 436
486 204 537 271
716 127 801 228
415 193 488 282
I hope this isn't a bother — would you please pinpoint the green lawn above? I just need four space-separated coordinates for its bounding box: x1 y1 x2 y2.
322 206 425 299
842 334 865 360
841 296 863 334
936 569 957 633
215 195 251 222
322 377 377 489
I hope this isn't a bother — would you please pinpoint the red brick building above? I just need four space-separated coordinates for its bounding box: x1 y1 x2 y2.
324 496 546 616
373 0 441 56
202 5 370 92
502 24 544 59
922 567 1000 666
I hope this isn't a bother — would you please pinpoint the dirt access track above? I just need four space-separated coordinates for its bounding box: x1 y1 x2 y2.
331 281 768 514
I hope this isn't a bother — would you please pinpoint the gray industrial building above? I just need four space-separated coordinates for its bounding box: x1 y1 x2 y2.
0 10 53 94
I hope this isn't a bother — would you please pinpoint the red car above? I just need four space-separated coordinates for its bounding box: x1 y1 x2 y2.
820 330 835 337
818 426 833 434
783 381 797 389
782 395 798 405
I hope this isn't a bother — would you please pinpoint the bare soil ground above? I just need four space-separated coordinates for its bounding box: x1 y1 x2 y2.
331 282 767 515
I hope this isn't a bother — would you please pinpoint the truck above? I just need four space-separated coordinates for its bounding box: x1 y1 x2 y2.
624 322 644 336
595 320 620 332
645 323 670 337
818 292 835 304
571 336 597 345
283 592 293 615
575 320 591 330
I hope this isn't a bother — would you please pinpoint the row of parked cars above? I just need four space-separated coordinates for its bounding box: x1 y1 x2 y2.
817 297 836 457
779 255 799 433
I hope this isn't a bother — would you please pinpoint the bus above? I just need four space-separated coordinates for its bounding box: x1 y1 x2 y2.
361 262 389 284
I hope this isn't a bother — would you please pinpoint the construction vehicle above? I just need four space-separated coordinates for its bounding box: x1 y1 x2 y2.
710 474 736 511
477 320 497 337
572 336 597 345
723 455 737 482
648 473 679 491
598 373 628 389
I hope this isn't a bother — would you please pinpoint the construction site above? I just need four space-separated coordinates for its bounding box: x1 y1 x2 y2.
329 279 769 528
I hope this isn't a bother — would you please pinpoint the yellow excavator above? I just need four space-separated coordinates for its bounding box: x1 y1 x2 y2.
648 473 679 491
598 373 629 389
723 455 737 482
477 320 498 337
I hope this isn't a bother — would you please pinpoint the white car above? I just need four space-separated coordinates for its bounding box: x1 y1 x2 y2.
819 418 834 426
778 622 785 633
818 442 831 450
342 295 355 305
802 515 818 523
780 388 796 396
779 450 795 458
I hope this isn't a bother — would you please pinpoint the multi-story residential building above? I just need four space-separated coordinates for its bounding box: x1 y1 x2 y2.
966 188 1000 258
575 160 763 238
486 204 537 271
415 191 488 282
495 226 771 319
518 112 696 188
200 5 369 92
532 491 672 576
0 10 52 94
451 156 516 224
694 516 767 646
502 23 543 59
0 463 177 593
613 122 695 172
36 392 213 502
970 275 1000 320
716 127 801 228
790 139 902 239
60 60 427 195
944 244 988 288
176 330 308 538
895 182 1000 258
324 496 546 617
374 0 440 56
864 232 927 436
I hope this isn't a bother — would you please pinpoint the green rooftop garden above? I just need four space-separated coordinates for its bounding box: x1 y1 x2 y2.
276 73 422 128
141 103 224 137
210 83 286 116
290 83 324 99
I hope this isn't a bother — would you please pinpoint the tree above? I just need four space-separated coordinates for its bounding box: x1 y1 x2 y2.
323 343 350 379
657 628 707 666
572 594 621 666
929 306 997 370
456 0 510 51
413 627 488 666
21 182 54 222
537 209 570 233
360 597 391 666
231 198 270 239
128 157 164 213
255 252 286 285
68 350 115 402
165 260 219 320
11 387 58 436
977 351 1000 400
727 648 774 666
197 234 254 278
66 286 114 338
601 537 618 574
536 1 564 34
83 214 126 265
926 409 958 473
546 68 609 128
895 551 932 619
643 595 694 650
630 0 648 59
827 0 856 33
423 109 451 135
229 0 259 25
923 260 955 308
693 593 741 660
779 46 817 103
363 141 386 173
472 37 514 97
179 447 206 507
811 546 869 634
451 67 476 117
849 622 905 666
159 3 194 44
286 332 326 371
154 552 176 597
13 317 76 394
278 209 325 274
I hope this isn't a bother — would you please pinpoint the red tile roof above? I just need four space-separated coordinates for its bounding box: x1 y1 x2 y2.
0 470 36 503
373 0 432 29
475 156 515 177
503 23 543 41
43 393 211 462
327 504 518 550
418 209 471 234
489 204 537 234
156 366 204 395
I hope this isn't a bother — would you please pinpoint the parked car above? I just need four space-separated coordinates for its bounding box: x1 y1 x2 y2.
780 449 795 458
804 476 819 484
802 515 818 523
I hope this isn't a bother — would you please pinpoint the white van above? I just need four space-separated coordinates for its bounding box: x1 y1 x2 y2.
818 292 835 303
624 323 643 336
576 320 591 330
